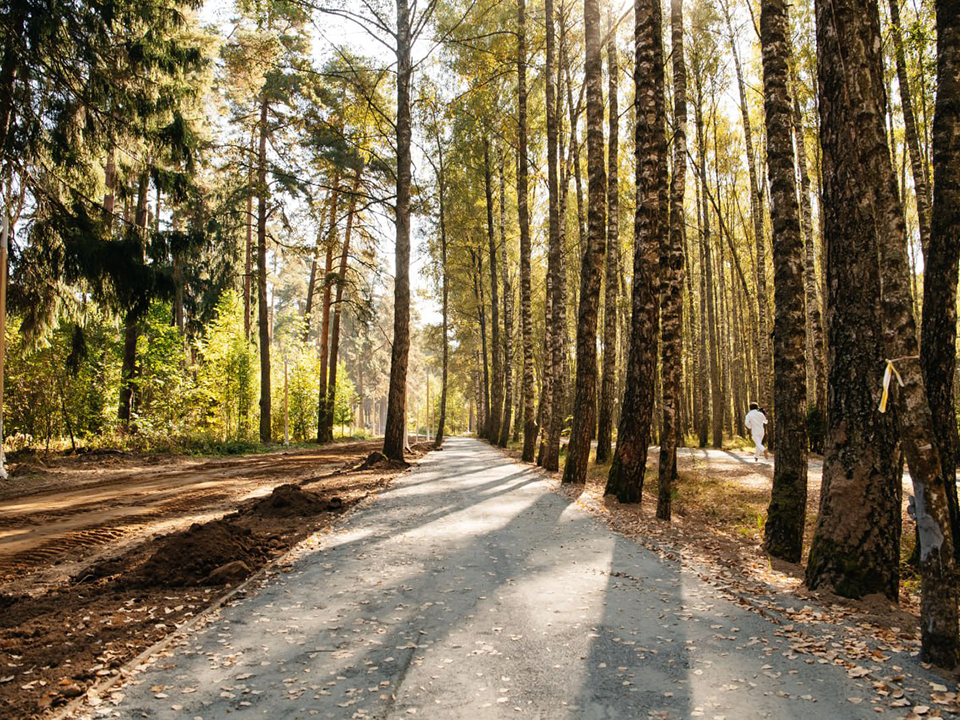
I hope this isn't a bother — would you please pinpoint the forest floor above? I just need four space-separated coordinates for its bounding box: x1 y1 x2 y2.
0 439 427 718
61 437 956 720
565 444 922 614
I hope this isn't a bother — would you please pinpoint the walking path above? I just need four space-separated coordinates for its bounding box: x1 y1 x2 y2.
90 438 949 719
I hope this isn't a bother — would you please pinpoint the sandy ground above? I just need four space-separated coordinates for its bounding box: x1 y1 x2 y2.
0 442 381 595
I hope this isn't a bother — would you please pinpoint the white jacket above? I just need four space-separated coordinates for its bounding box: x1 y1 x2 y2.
745 409 767 438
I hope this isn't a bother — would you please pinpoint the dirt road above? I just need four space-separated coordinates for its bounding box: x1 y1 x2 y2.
0 441 380 593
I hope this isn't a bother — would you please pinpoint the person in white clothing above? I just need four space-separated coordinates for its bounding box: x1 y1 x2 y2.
744 403 767 461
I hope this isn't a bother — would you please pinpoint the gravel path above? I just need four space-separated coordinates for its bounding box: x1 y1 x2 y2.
92 437 948 719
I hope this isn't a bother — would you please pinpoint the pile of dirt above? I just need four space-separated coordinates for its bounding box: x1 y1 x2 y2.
242 483 343 518
112 485 346 588
357 451 409 471
124 519 264 588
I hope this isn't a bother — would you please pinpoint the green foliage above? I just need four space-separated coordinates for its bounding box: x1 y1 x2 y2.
135 303 192 435
5 316 118 447
197 290 258 441
333 361 357 435
274 316 320 443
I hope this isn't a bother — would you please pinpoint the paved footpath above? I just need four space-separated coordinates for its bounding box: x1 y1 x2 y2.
94 438 946 719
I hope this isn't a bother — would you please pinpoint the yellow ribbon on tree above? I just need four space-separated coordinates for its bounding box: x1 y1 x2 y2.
879 358 905 414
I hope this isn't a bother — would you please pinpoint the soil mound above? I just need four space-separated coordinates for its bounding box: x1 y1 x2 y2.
125 520 263 587
244 484 343 518
0 593 21 612
358 451 408 471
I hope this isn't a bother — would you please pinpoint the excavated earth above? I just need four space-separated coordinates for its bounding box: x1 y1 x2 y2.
0 441 426 718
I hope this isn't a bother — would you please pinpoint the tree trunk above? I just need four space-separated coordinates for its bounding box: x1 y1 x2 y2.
793 91 827 425
324 174 361 442
316 178 344 442
564 60 588 260
544 0 569 471
118 171 151 425
484 141 502 442
517 0 537 461
498 147 515 448
596 10 620 466
474 250 491 435
316 233 336 442
657 0 687 520
382 0 413 461
256 96 272 443
759 0 808 562
306 183 338 339
920 0 960 566
694 173 709 447
857 0 960 667
603 0 666 501
436 142 450 449
694 95 722 448
537 0 562 469
103 151 117 226
722 1 771 416
805 0 902 605
244 129 255 342
561 0 606 484
888 0 932 258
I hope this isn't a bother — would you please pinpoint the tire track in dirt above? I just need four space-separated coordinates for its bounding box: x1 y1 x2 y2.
0 441 380 592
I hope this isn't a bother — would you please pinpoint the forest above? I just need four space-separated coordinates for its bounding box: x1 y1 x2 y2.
2 0 960 685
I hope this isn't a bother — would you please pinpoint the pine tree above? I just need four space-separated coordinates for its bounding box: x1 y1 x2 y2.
382 0 415 461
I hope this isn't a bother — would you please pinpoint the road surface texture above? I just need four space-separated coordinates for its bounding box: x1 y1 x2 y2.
87 438 949 719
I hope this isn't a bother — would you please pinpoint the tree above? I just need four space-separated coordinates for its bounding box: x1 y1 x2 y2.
483 141 502 442
517 0 537 462
657 0 688 520
758 0 807 562
323 172 363 442
561 0 606 484
720 0 771 418
596 11 620 466
850 0 960 667
792 88 827 428
256 93 272 443
433 130 451 448
542 0 571 471
224 0 313 444
539 0 563 470
382 0 415 461
887 0 932 258
805 0 903 606
497 147 515 448
604 0 667 502
920 0 960 565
